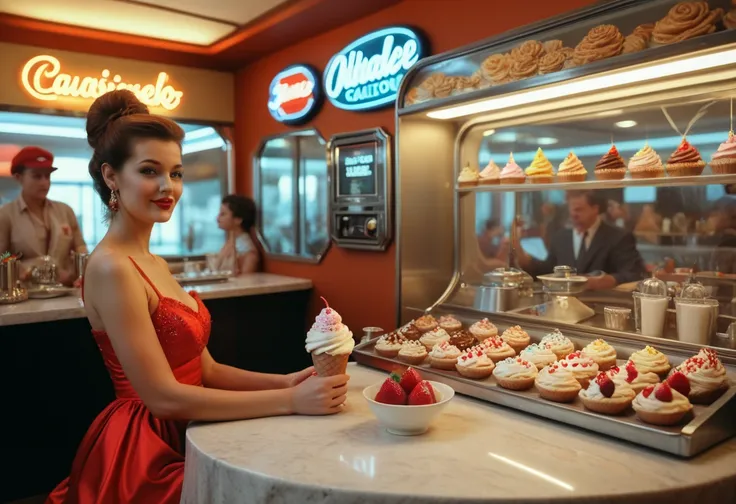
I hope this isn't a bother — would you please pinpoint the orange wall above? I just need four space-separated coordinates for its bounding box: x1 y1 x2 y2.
234 0 596 334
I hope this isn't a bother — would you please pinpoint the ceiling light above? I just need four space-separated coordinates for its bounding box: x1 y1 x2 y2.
482 129 496 137
0 122 86 139
492 132 518 143
537 137 558 145
185 127 218 141
615 120 637 128
182 137 226 155
427 47 736 120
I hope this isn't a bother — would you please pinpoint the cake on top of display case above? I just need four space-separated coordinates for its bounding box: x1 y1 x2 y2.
403 1 731 108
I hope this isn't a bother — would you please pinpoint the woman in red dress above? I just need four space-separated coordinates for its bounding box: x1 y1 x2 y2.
46 90 349 504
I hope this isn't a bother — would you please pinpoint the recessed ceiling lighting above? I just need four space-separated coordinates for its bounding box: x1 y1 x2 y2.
537 137 559 145
615 120 638 128
483 129 496 137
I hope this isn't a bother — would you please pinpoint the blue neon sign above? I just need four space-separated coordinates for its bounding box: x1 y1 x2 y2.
323 26 426 112
267 64 321 124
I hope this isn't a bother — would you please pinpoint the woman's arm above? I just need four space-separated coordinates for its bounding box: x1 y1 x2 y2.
85 253 348 420
200 348 313 391
236 250 258 274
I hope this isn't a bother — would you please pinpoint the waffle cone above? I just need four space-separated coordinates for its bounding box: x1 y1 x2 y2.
311 352 349 377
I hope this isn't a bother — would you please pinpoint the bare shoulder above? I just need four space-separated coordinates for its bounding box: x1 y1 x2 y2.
152 254 173 271
85 248 140 289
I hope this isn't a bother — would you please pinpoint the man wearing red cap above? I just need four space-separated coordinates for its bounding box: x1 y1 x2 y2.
0 146 87 285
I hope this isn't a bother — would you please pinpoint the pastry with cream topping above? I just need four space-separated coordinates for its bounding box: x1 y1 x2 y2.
628 144 665 179
558 351 599 388
448 330 477 352
397 321 422 341
414 315 438 333
478 337 516 363
438 315 463 334
579 372 636 415
594 145 627 181
581 339 617 370
665 138 705 177
374 332 406 358
456 348 495 379
469 318 498 341
607 361 660 393
632 382 693 426
500 153 526 184
305 297 354 376
673 348 730 404
428 341 462 370
630 346 671 377
540 329 575 360
493 357 538 390
520 343 557 370
419 327 451 351
525 148 554 184
479 160 501 185
557 151 587 182
501 325 531 353
397 340 428 366
457 163 480 187
535 362 582 402
710 131 736 174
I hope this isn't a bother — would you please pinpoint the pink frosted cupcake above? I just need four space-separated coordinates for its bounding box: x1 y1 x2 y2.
711 131 736 174
499 153 525 184
478 160 501 185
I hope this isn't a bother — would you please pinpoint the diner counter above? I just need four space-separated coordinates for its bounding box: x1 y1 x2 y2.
0 273 312 326
183 364 736 504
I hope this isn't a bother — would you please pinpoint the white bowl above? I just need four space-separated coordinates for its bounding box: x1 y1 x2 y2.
362 381 455 435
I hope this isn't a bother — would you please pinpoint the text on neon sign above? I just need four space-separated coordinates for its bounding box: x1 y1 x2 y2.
21 55 183 111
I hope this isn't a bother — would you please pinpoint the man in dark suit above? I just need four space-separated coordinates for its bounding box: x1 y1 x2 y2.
520 191 647 290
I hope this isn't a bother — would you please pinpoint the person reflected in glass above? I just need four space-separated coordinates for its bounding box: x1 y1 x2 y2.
214 195 259 275
0 146 87 286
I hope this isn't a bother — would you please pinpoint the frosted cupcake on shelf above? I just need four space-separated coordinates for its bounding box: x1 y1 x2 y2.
557 151 587 182
520 343 558 370
665 138 706 177
499 153 526 184
535 362 582 402
374 332 406 358
478 159 501 185
456 348 495 379
673 348 730 404
630 345 671 377
419 327 451 351
478 336 516 362
438 315 463 334
594 145 627 180
397 321 422 341
581 339 617 370
428 341 462 370
493 356 538 391
448 330 478 352
469 318 498 341
628 144 665 179
500 325 531 353
579 371 636 415
397 340 428 365
710 131 736 174
525 147 555 184
414 315 438 333
540 329 575 360
457 162 480 187
632 382 693 426
558 351 599 388
607 360 660 393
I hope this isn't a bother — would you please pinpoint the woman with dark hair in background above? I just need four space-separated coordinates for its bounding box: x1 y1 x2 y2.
215 194 259 275
46 90 348 504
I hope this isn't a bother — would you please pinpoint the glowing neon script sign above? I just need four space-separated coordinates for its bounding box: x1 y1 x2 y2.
21 55 183 111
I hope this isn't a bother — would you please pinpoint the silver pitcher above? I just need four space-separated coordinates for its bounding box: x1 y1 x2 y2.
0 257 28 304
474 268 525 313
72 251 90 282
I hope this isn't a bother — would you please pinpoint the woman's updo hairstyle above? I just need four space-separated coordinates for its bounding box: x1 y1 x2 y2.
86 89 185 208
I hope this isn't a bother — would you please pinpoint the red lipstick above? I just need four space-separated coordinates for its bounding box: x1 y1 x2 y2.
152 198 174 210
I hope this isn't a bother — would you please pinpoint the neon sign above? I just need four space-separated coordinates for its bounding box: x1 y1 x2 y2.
20 55 183 111
323 27 426 111
267 64 321 124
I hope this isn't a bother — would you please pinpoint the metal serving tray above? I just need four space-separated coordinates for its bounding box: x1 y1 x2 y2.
353 326 736 458
173 271 231 285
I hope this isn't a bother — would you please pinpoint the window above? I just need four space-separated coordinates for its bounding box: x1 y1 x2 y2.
255 130 330 262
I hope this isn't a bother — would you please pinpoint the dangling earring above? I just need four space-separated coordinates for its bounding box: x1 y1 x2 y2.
109 190 119 212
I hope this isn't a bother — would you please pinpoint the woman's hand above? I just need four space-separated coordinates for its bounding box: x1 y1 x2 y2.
289 374 350 415
285 366 316 388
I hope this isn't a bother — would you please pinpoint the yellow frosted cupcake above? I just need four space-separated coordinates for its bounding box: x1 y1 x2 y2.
557 151 587 182
457 163 480 187
628 144 664 179
525 148 554 184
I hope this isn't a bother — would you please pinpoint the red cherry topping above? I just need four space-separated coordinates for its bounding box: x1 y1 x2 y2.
654 382 673 402
462 356 467 361
625 361 638 382
677 139 692 152
572 362 579 368
548 367 555 373
561 361 568 367
667 371 691 397
595 372 615 398
609 145 620 156
642 385 655 398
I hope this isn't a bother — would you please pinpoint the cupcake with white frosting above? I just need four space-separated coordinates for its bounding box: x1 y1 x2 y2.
456 348 495 379
630 345 671 377
581 339 617 370
673 348 730 404
493 356 537 390
607 360 660 393
558 351 599 388
428 341 462 370
520 343 557 370
419 327 451 351
397 340 428 365
478 337 516 362
535 362 581 402
632 382 693 426
500 325 531 353
540 329 575 360
469 318 498 341
579 371 636 415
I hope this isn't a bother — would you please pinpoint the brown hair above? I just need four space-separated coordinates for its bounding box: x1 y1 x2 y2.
86 90 185 213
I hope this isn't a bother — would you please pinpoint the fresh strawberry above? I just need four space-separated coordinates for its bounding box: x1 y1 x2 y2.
595 372 615 398
625 361 638 383
667 371 691 397
654 382 673 402
399 368 422 394
375 375 407 405
408 380 437 405
642 385 655 398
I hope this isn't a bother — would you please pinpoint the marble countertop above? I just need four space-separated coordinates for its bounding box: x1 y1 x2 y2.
0 273 312 326
183 364 736 504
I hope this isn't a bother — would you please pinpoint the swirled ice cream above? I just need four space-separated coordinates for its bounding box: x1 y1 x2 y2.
305 301 354 356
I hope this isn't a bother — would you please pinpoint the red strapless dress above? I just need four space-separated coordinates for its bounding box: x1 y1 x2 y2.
47 258 211 504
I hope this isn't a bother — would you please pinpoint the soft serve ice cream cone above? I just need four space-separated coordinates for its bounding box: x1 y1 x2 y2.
305 297 354 376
